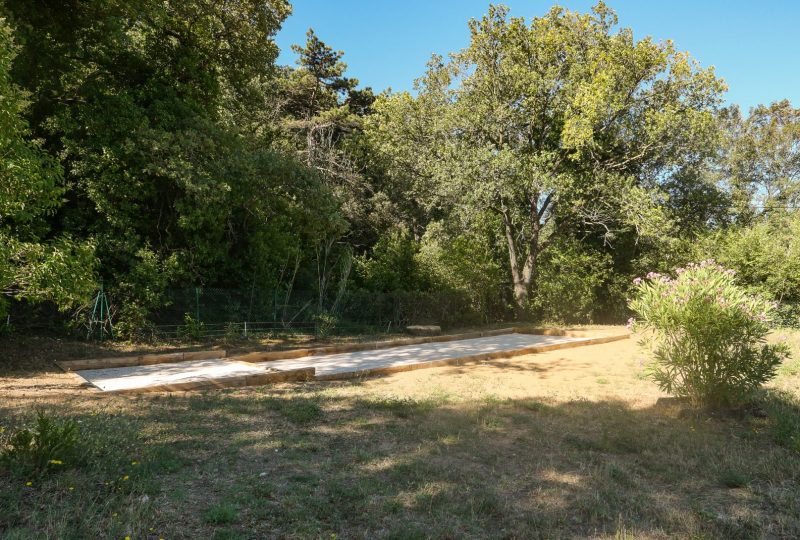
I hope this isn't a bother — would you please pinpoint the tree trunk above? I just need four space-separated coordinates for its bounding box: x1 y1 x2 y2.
500 194 545 320
511 280 529 319
501 207 535 319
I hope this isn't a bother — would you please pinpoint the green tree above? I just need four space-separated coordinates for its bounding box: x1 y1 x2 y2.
2 1 350 328
368 3 725 316
0 17 96 317
278 29 379 233
286 28 358 119
722 100 800 222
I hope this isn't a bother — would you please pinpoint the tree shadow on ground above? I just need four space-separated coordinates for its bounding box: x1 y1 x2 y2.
3 384 799 539
443 356 594 375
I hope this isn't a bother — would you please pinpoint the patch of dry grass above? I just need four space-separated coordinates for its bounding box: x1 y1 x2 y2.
1 328 799 538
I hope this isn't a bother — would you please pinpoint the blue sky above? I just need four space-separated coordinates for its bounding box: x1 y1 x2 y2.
275 0 800 111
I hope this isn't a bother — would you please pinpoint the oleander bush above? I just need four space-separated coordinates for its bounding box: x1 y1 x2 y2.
630 260 791 407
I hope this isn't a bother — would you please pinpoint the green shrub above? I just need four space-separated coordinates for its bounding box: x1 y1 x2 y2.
0 411 81 476
629 260 790 407
416 221 507 323
177 312 205 340
313 311 338 338
223 321 242 342
702 216 800 322
114 303 155 342
529 239 610 323
355 231 428 292
113 248 180 340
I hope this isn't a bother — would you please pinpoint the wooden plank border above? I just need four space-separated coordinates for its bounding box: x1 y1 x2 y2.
56 349 227 371
57 326 628 372
231 327 627 363
80 332 628 394
231 327 516 363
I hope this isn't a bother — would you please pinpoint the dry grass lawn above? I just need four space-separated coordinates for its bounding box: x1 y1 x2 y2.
1 327 800 539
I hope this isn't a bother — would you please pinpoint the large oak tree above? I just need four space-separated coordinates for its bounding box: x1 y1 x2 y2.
368 3 725 315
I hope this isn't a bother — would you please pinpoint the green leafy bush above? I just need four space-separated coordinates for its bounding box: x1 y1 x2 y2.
313 311 338 338
0 411 81 476
113 248 180 340
417 221 508 324
701 215 800 327
355 231 428 292
629 260 790 407
223 321 242 342
529 239 610 323
177 312 205 340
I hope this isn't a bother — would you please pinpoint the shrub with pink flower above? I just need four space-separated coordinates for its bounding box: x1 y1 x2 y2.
629 260 790 407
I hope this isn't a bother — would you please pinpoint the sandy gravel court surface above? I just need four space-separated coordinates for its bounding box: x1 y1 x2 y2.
72 332 595 392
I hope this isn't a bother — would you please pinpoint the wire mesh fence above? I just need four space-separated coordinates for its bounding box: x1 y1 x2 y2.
114 289 800 341
2 284 513 341
135 287 508 341
6 284 797 341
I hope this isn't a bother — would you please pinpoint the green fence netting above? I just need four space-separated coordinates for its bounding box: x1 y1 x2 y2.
134 287 507 341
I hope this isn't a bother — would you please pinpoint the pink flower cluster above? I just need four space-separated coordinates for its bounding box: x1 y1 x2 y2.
633 260 738 287
675 259 736 277
631 260 776 327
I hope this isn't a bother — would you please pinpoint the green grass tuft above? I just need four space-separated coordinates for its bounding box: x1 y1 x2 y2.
203 503 238 525
718 469 749 488
266 397 325 424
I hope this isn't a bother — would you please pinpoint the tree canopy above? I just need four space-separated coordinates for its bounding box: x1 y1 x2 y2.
367 3 725 313
0 16 96 318
0 1 797 333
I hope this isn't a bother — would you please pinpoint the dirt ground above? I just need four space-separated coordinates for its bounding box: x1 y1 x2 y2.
360 337 656 402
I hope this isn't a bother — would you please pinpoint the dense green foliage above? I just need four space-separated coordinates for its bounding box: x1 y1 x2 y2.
630 262 790 406
367 3 723 316
0 17 96 319
702 216 800 324
0 1 798 335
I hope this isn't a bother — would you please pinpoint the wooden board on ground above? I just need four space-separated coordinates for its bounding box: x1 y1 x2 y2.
406 325 442 336
57 349 226 371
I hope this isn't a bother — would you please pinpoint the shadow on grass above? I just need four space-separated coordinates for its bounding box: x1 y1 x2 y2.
443 356 594 375
1 386 800 539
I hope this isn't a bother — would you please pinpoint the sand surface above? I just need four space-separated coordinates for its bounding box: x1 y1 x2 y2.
260 333 588 377
76 359 272 392
73 333 589 392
